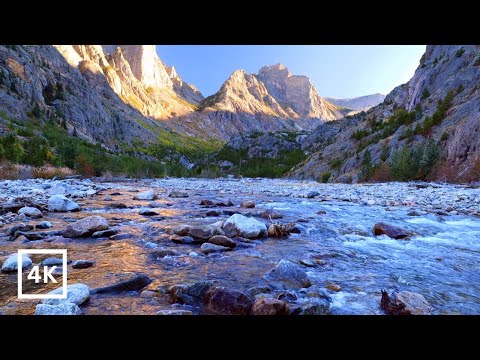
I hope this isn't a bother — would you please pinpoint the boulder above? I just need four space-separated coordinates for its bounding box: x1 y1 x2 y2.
251 298 288 315
63 216 109 238
148 201 163 208
48 195 80 212
259 209 283 219
206 210 221 217
200 199 214 206
169 191 189 198
215 200 234 207
188 224 224 240
407 210 421 216
200 243 231 254
92 229 118 238
326 284 342 292
373 222 411 239
381 290 433 315
170 235 196 244
41 257 71 266
42 283 90 306
6 223 33 236
306 191 320 199
1 253 32 273
139 208 159 216
133 190 155 200
170 224 190 236
223 214 267 239
240 200 255 208
18 206 43 218
208 235 236 248
35 303 82 315
72 260 95 269
263 259 312 289
203 287 253 315
296 298 331 315
109 233 132 241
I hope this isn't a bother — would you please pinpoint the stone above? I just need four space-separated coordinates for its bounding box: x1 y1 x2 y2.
63 216 109 238
171 224 190 236
297 298 331 315
103 197 113 201
263 259 312 290
48 195 80 212
188 224 224 240
109 233 132 240
316 210 327 215
140 290 158 298
240 200 255 208
306 191 320 199
90 272 152 294
208 235 236 248
139 208 159 216
18 206 43 218
373 222 411 239
299 259 316 267
259 209 283 219
110 192 122 196
92 229 118 238
326 284 342 292
205 210 221 217
36 221 52 229
72 260 95 269
277 291 297 302
203 287 253 315
394 291 433 315
41 257 71 266
168 191 189 198
223 214 267 239
200 199 214 206
35 303 82 315
215 200 234 207
148 201 163 208
7 223 33 235
170 235 196 244
251 298 288 315
407 210 421 216
157 310 193 315
185 281 217 299
149 249 181 258
1 253 32 273
106 203 127 209
200 243 231 254
42 283 90 306
133 190 155 200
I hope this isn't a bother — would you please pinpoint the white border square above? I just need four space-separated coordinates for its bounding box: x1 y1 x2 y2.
17 249 68 299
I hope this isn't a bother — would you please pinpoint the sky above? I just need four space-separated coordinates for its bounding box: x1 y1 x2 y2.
156 45 426 99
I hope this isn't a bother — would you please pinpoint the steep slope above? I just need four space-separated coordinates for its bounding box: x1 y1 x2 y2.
171 65 345 140
290 45 480 183
326 93 385 112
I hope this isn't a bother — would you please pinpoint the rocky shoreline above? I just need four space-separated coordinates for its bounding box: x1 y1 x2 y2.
1 177 479 315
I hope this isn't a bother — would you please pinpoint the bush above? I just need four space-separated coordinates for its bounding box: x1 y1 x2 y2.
420 140 440 177
22 136 50 166
0 133 24 162
441 131 449 141
321 172 331 183
455 48 465 57
421 88 430 100
457 84 464 94
474 58 480 66
352 129 370 140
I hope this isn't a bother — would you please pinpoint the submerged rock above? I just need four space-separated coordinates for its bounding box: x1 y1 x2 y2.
36 221 53 229
63 216 109 238
200 243 231 254
240 200 255 208
223 214 267 239
251 298 288 315
92 229 118 238
133 190 155 200
90 272 152 294
35 303 82 315
203 287 253 315
373 222 411 239
306 191 320 199
263 259 312 290
139 208 159 216
157 309 193 315
18 206 43 218
72 260 95 269
1 253 32 273
48 195 80 212
259 209 283 219
169 191 189 198
208 235 236 248
296 298 331 315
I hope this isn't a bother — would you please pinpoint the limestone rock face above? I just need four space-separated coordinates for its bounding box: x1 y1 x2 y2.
326 93 385 112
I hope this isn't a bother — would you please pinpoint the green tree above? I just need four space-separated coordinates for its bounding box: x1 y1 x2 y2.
361 150 374 181
22 136 49 166
389 145 423 181
2 133 24 162
421 140 440 177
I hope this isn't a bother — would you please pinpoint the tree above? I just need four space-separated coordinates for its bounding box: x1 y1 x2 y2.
361 150 374 181
421 140 440 178
389 145 423 181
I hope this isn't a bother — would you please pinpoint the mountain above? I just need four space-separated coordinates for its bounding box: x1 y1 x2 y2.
326 93 385 112
170 64 345 140
290 45 480 183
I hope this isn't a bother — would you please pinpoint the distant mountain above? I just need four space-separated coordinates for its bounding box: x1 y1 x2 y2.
325 93 385 111
170 64 345 140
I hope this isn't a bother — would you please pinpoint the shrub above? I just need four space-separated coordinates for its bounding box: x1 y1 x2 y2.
421 88 430 100
441 131 449 141
455 48 465 57
352 129 370 140
321 172 331 183
474 58 480 66
457 84 464 94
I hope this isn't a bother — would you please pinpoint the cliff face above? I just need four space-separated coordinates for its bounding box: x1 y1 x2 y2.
290 45 480 183
326 93 386 112
169 64 345 140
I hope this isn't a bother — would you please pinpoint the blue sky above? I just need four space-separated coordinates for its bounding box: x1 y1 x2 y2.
156 45 426 99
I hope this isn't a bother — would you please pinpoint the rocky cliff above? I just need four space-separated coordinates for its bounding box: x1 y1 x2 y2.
171 64 345 140
290 45 480 183
326 93 385 112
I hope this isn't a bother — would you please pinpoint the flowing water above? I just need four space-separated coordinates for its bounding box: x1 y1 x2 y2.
1 178 479 315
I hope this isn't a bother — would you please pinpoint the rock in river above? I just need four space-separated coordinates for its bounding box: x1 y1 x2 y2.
381 290 433 315
373 222 411 239
41 257 71 266
42 283 90 306
36 221 52 229
157 309 193 315
200 243 231 254
133 190 155 200
35 303 82 315
306 191 320 199
240 200 255 208
169 191 189 198
18 206 43 218
208 235 236 248
72 260 95 269
63 216 109 238
251 298 288 315
295 298 331 315
48 195 80 212
188 224 224 240
263 259 312 290
203 287 253 315
223 214 267 239
90 272 152 294
1 253 32 273
139 208 159 216
92 229 118 238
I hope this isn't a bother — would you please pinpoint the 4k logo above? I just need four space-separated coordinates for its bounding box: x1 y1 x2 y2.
18 249 67 299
